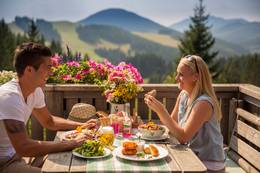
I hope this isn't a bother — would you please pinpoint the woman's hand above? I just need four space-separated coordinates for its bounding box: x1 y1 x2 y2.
144 94 167 115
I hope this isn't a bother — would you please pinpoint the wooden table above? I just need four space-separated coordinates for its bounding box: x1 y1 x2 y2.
42 131 207 173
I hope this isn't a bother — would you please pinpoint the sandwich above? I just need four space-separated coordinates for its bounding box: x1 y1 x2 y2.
147 89 157 97
122 141 137 155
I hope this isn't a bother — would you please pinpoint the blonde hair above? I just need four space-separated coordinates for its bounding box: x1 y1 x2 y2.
180 55 222 121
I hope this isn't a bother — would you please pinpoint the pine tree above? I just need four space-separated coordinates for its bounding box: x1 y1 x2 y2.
50 40 63 54
0 19 16 70
178 0 220 78
27 19 45 45
27 19 40 42
16 33 28 45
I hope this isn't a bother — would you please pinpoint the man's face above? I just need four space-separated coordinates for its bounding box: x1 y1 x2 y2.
31 57 52 87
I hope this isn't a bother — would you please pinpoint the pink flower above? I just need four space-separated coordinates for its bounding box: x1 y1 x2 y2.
75 74 82 80
81 69 90 75
61 75 71 81
51 54 61 67
88 59 98 68
66 61 80 67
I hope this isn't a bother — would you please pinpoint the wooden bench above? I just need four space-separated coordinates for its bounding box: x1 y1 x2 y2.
227 108 260 173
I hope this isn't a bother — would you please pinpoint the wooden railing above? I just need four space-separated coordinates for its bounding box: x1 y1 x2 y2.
28 84 259 146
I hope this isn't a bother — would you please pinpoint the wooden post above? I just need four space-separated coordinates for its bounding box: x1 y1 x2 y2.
228 98 238 144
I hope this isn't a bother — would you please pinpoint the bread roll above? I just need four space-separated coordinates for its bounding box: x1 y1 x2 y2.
143 147 151 154
149 144 159 157
148 89 157 97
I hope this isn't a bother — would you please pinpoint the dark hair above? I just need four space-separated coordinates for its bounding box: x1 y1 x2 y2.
14 42 52 77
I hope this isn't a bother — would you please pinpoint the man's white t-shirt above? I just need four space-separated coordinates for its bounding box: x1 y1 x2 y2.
0 79 45 159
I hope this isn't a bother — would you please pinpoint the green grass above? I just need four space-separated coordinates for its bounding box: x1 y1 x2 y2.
8 22 24 35
133 32 180 48
52 21 103 61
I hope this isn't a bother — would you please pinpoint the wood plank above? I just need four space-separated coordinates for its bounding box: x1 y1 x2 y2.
95 97 107 111
166 145 207 172
80 98 93 105
159 144 181 172
166 98 175 114
31 116 43 140
41 132 72 173
236 108 260 126
151 97 163 120
229 135 260 170
65 98 79 118
41 151 72 173
235 120 260 147
239 84 260 101
69 155 87 173
220 98 230 144
228 98 238 144
137 97 149 120
63 91 104 99
228 150 259 173
44 91 64 141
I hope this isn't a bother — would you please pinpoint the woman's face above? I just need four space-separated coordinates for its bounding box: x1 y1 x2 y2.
175 63 197 93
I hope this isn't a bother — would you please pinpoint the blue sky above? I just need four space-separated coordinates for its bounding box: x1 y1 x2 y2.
1 0 260 26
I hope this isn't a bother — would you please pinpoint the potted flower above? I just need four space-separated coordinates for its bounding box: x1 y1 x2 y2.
102 62 143 113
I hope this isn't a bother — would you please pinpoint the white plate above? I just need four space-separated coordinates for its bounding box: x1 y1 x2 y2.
59 130 79 141
59 129 94 141
113 145 168 161
72 148 111 159
141 133 169 141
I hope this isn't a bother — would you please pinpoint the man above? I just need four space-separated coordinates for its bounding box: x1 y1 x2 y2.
0 42 97 173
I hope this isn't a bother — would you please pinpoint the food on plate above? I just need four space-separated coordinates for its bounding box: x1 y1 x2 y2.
76 125 83 133
64 131 85 140
123 141 137 150
149 144 159 157
143 147 151 154
139 121 162 130
147 89 157 97
122 148 137 155
73 140 105 157
96 111 109 118
121 141 160 158
99 117 111 126
138 121 166 138
121 141 138 155
63 127 97 141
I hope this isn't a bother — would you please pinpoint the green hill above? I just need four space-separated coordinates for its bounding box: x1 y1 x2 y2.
76 24 179 63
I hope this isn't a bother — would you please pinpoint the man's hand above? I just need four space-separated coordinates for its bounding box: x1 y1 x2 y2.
81 119 98 129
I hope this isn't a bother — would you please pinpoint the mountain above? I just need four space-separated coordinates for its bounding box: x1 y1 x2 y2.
170 16 260 53
7 10 252 60
79 8 181 37
8 18 179 62
11 16 60 42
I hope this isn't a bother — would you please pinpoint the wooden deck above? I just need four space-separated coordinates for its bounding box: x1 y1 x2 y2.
27 83 260 173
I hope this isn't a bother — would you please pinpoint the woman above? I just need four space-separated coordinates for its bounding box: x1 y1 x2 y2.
144 55 225 173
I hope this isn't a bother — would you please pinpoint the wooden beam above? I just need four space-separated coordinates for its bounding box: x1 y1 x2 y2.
235 120 260 148
227 150 259 173
229 135 260 170
236 108 260 126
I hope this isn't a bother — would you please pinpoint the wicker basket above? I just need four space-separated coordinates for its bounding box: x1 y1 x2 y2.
68 103 97 122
